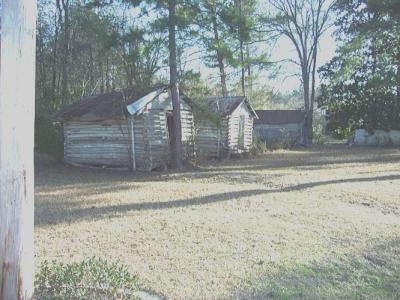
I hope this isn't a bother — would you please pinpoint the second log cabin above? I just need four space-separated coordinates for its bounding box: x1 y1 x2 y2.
193 96 258 158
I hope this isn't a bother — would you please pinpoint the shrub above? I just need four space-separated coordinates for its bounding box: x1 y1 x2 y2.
313 110 328 144
251 139 270 155
251 135 298 154
34 257 139 300
313 121 326 145
35 115 63 160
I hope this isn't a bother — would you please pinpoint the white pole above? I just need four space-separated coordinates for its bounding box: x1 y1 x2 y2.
0 0 37 299
129 118 136 171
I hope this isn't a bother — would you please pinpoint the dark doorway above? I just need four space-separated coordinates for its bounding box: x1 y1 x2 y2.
167 114 175 148
238 115 245 150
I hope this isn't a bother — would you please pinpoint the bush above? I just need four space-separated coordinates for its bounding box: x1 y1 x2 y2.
313 110 328 144
251 139 270 155
251 135 298 154
313 121 326 145
34 257 139 300
35 115 64 160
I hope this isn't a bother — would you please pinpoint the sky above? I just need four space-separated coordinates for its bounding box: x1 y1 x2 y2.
195 27 338 94
186 0 338 95
135 0 338 95
267 27 337 93
184 29 337 94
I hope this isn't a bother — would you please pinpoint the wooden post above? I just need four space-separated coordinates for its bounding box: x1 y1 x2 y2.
129 118 136 171
0 0 37 299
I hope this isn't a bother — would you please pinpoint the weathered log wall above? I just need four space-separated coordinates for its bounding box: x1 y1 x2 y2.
63 96 195 170
195 120 228 158
64 119 131 167
195 101 254 158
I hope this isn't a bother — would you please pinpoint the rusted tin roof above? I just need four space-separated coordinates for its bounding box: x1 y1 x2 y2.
55 84 168 121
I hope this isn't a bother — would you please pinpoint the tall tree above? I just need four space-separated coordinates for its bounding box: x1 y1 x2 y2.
367 0 400 16
122 0 197 169
318 0 400 136
169 0 183 168
0 0 37 298
263 0 333 144
56 0 71 105
223 0 261 96
197 0 232 96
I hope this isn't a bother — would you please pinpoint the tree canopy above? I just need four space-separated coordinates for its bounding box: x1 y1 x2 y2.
318 0 400 137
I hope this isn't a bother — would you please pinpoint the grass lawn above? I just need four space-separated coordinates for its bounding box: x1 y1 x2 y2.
35 145 400 299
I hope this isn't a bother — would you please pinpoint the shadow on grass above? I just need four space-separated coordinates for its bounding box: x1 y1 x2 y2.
211 154 400 173
232 238 400 299
35 145 400 189
35 174 400 226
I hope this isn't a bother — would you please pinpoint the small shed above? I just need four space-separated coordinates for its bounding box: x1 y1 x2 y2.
55 85 194 171
194 96 258 157
253 110 305 143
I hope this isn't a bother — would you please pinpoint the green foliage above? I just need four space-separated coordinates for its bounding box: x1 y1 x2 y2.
178 70 224 126
194 0 269 96
179 70 211 99
368 0 400 17
37 1 165 107
196 1 235 66
318 0 400 136
252 134 298 153
250 139 270 155
254 89 304 110
34 257 139 300
192 101 224 127
35 115 64 160
313 119 326 145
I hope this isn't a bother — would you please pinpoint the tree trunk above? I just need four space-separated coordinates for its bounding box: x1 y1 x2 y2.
302 66 310 145
246 45 252 96
211 9 228 97
308 44 319 143
237 0 246 96
217 55 228 97
0 0 37 299
169 0 183 169
396 49 400 113
106 57 111 92
240 39 246 96
58 0 69 105
51 12 59 102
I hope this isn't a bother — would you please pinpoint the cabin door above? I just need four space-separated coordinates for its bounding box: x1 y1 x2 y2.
238 115 245 150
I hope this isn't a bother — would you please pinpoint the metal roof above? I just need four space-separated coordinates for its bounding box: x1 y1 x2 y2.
254 110 306 125
55 85 168 121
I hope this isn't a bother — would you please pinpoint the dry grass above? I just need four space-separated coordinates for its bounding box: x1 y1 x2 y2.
35 145 400 299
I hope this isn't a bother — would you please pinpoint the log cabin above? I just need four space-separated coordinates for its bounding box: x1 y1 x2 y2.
55 85 194 171
194 96 258 158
